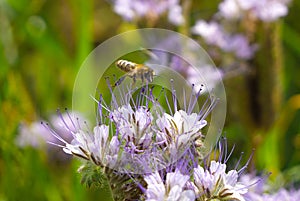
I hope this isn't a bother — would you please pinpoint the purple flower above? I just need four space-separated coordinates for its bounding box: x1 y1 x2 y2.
16 121 53 148
225 34 257 59
16 112 86 163
262 188 300 201
218 0 291 22
49 81 212 173
239 173 268 201
113 0 184 25
16 112 85 149
192 20 256 59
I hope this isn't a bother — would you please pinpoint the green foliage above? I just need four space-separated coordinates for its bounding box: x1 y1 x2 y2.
79 162 107 188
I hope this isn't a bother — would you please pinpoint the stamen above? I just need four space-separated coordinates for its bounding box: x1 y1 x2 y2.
56 108 72 133
76 117 82 130
189 84 204 114
127 85 137 111
65 108 77 131
114 74 125 105
98 94 103 124
183 87 187 112
105 77 118 109
238 149 255 175
197 97 211 120
187 84 195 114
201 97 219 120
224 144 236 164
41 121 68 144
170 79 178 112
164 89 173 116
234 152 244 170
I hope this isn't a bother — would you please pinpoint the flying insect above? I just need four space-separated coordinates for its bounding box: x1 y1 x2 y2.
114 59 155 86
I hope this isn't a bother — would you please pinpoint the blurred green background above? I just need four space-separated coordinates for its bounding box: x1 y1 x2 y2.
1 0 300 200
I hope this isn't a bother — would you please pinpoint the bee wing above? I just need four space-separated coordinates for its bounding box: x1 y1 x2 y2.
139 47 160 61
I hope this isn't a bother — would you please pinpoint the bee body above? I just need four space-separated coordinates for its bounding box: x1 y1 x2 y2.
115 59 137 72
114 59 155 86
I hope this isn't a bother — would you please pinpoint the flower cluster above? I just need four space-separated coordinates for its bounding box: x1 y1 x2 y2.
143 159 250 201
47 79 262 200
218 0 291 22
48 80 212 174
113 0 184 25
191 0 291 77
45 80 300 200
192 20 256 60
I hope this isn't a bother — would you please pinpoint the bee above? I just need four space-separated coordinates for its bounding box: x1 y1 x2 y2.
114 59 155 86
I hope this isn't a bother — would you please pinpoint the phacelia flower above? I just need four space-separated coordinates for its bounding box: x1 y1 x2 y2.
16 111 86 163
112 0 184 25
262 188 300 201
17 121 53 148
192 20 256 60
218 0 291 22
193 161 248 201
16 111 85 149
48 80 213 174
144 170 195 201
239 173 269 201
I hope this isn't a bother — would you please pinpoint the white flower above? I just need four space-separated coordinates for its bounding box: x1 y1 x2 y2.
218 0 243 19
193 161 247 201
156 110 207 157
113 0 135 21
192 20 226 47
61 125 116 167
111 104 153 150
168 4 185 25
144 170 195 201
252 0 289 22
